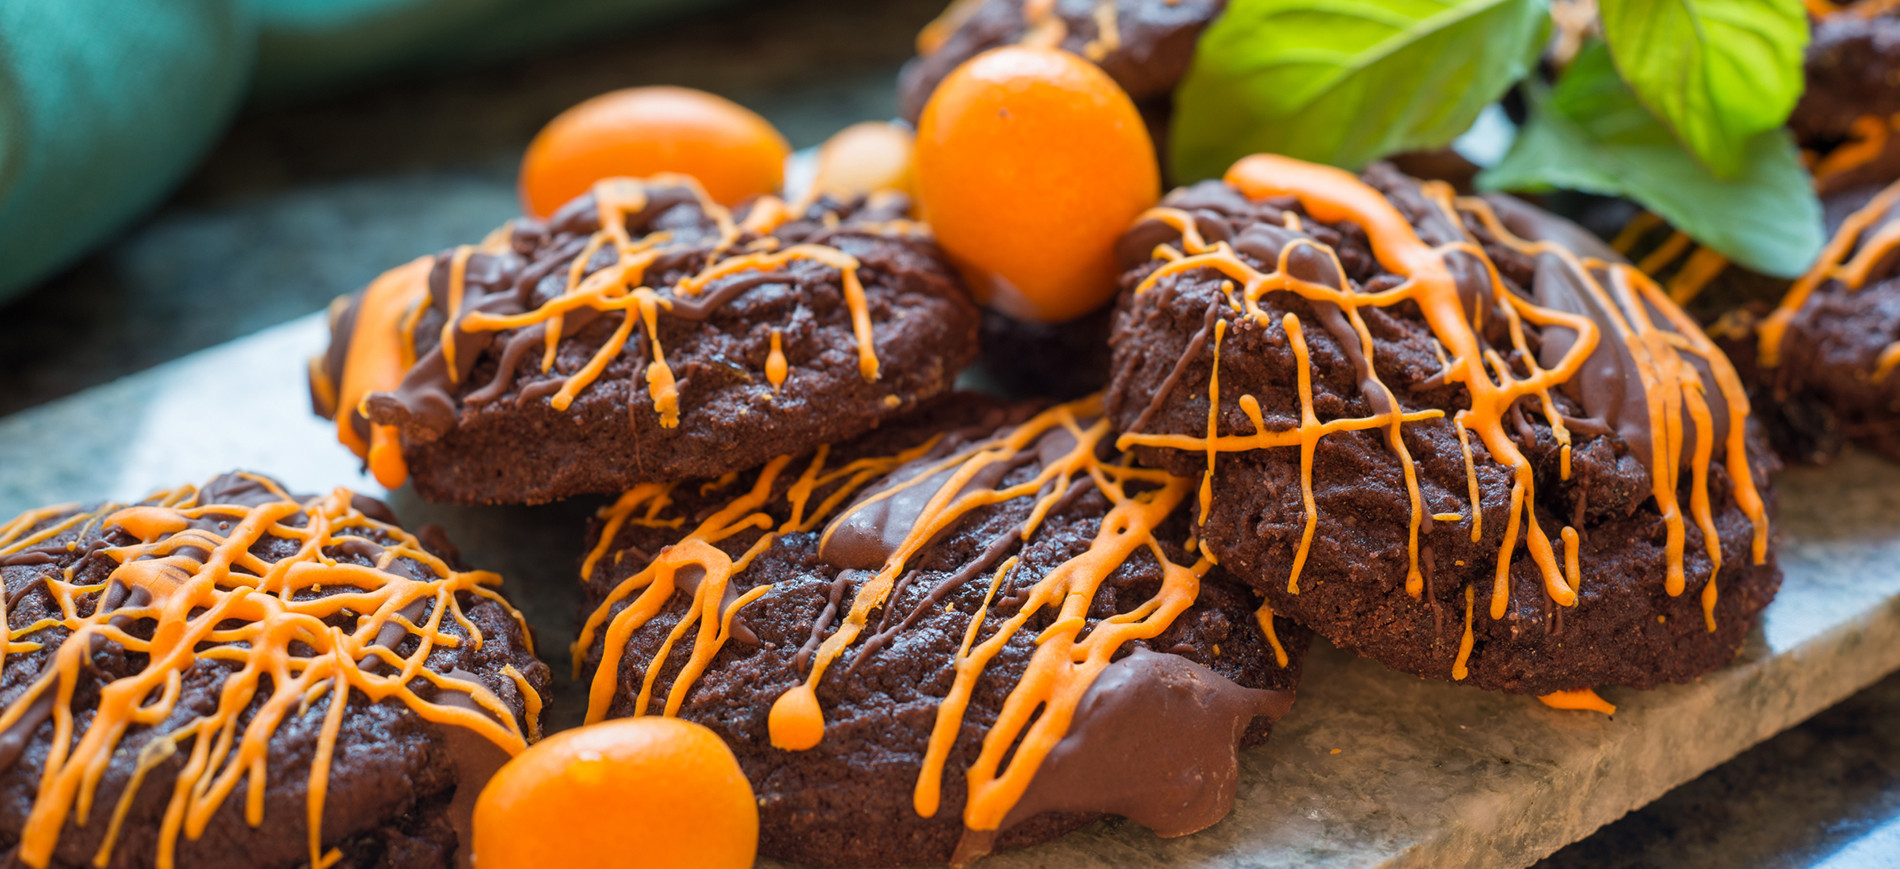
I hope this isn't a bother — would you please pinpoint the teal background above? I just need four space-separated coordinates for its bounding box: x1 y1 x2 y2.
0 0 728 302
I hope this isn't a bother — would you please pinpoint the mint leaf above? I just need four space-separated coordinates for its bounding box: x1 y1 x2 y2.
1597 0 1808 178
1477 43 1821 278
1169 0 1549 181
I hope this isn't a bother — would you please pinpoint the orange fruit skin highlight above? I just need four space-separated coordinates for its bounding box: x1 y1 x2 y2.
914 46 1159 323
519 86 790 217
812 121 916 198
473 717 758 869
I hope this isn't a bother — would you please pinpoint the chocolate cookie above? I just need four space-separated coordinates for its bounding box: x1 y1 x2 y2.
1792 6 1900 161
897 0 1225 123
1745 179 1900 462
0 473 550 869
1105 156 1780 696
575 395 1309 867
312 180 979 505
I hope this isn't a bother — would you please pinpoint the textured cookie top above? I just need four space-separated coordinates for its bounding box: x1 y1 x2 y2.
1108 156 1772 643
0 474 546 869
1792 5 1900 149
898 0 1226 121
312 177 978 503
576 395 1300 866
1761 179 1900 373
1743 178 1900 460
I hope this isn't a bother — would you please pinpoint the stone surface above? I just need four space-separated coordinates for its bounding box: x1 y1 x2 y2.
3 314 1898 868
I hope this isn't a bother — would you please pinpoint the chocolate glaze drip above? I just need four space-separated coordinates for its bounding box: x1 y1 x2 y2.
953 648 1294 864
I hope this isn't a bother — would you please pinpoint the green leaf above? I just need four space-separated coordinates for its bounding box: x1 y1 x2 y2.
1597 0 1808 178
1168 0 1549 182
1477 43 1821 278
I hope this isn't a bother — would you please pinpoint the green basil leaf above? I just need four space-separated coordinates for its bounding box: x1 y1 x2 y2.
1597 0 1808 178
1477 42 1821 278
1169 0 1550 182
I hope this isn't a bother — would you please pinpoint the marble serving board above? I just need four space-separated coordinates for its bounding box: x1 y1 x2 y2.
3 313 1898 869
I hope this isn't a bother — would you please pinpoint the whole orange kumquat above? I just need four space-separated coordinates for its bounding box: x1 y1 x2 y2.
519 86 789 217
472 717 758 869
914 46 1159 323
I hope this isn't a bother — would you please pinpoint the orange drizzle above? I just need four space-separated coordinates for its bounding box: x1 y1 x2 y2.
332 257 432 489
0 476 536 869
1538 688 1616 715
1762 179 1900 373
1120 156 1766 676
321 175 906 481
917 0 987 54
743 396 1214 842
1451 585 1475 681
1082 0 1120 61
1875 342 1900 382
1019 0 1066 47
1252 601 1290 668
575 436 944 724
766 329 788 392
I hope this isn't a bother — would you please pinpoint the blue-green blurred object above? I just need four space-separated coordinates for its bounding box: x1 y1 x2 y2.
0 0 254 303
0 0 734 304
252 0 730 98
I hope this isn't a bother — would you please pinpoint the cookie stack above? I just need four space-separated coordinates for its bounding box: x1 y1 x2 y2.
0 2 1808 866
305 153 1772 864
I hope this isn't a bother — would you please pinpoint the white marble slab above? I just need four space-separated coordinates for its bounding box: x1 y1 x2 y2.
3 313 1898 869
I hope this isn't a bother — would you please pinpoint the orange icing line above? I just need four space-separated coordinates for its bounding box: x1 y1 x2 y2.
1253 600 1290 668
1610 211 1664 255
1637 231 1694 277
915 0 986 54
1452 584 1476 681
1665 247 1731 306
437 245 476 382
1762 180 1900 366
575 436 943 725
1874 343 1900 382
0 477 535 869
1538 688 1616 715
767 329 788 392
1813 114 1893 187
331 257 431 488
1019 0 1066 47
1082 0 1120 61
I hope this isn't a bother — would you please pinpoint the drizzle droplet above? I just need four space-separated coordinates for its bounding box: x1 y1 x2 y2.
768 684 825 750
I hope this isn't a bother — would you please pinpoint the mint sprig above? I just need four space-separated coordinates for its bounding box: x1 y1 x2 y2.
1597 0 1809 179
1477 42 1821 278
1169 0 1549 182
1168 0 1822 277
